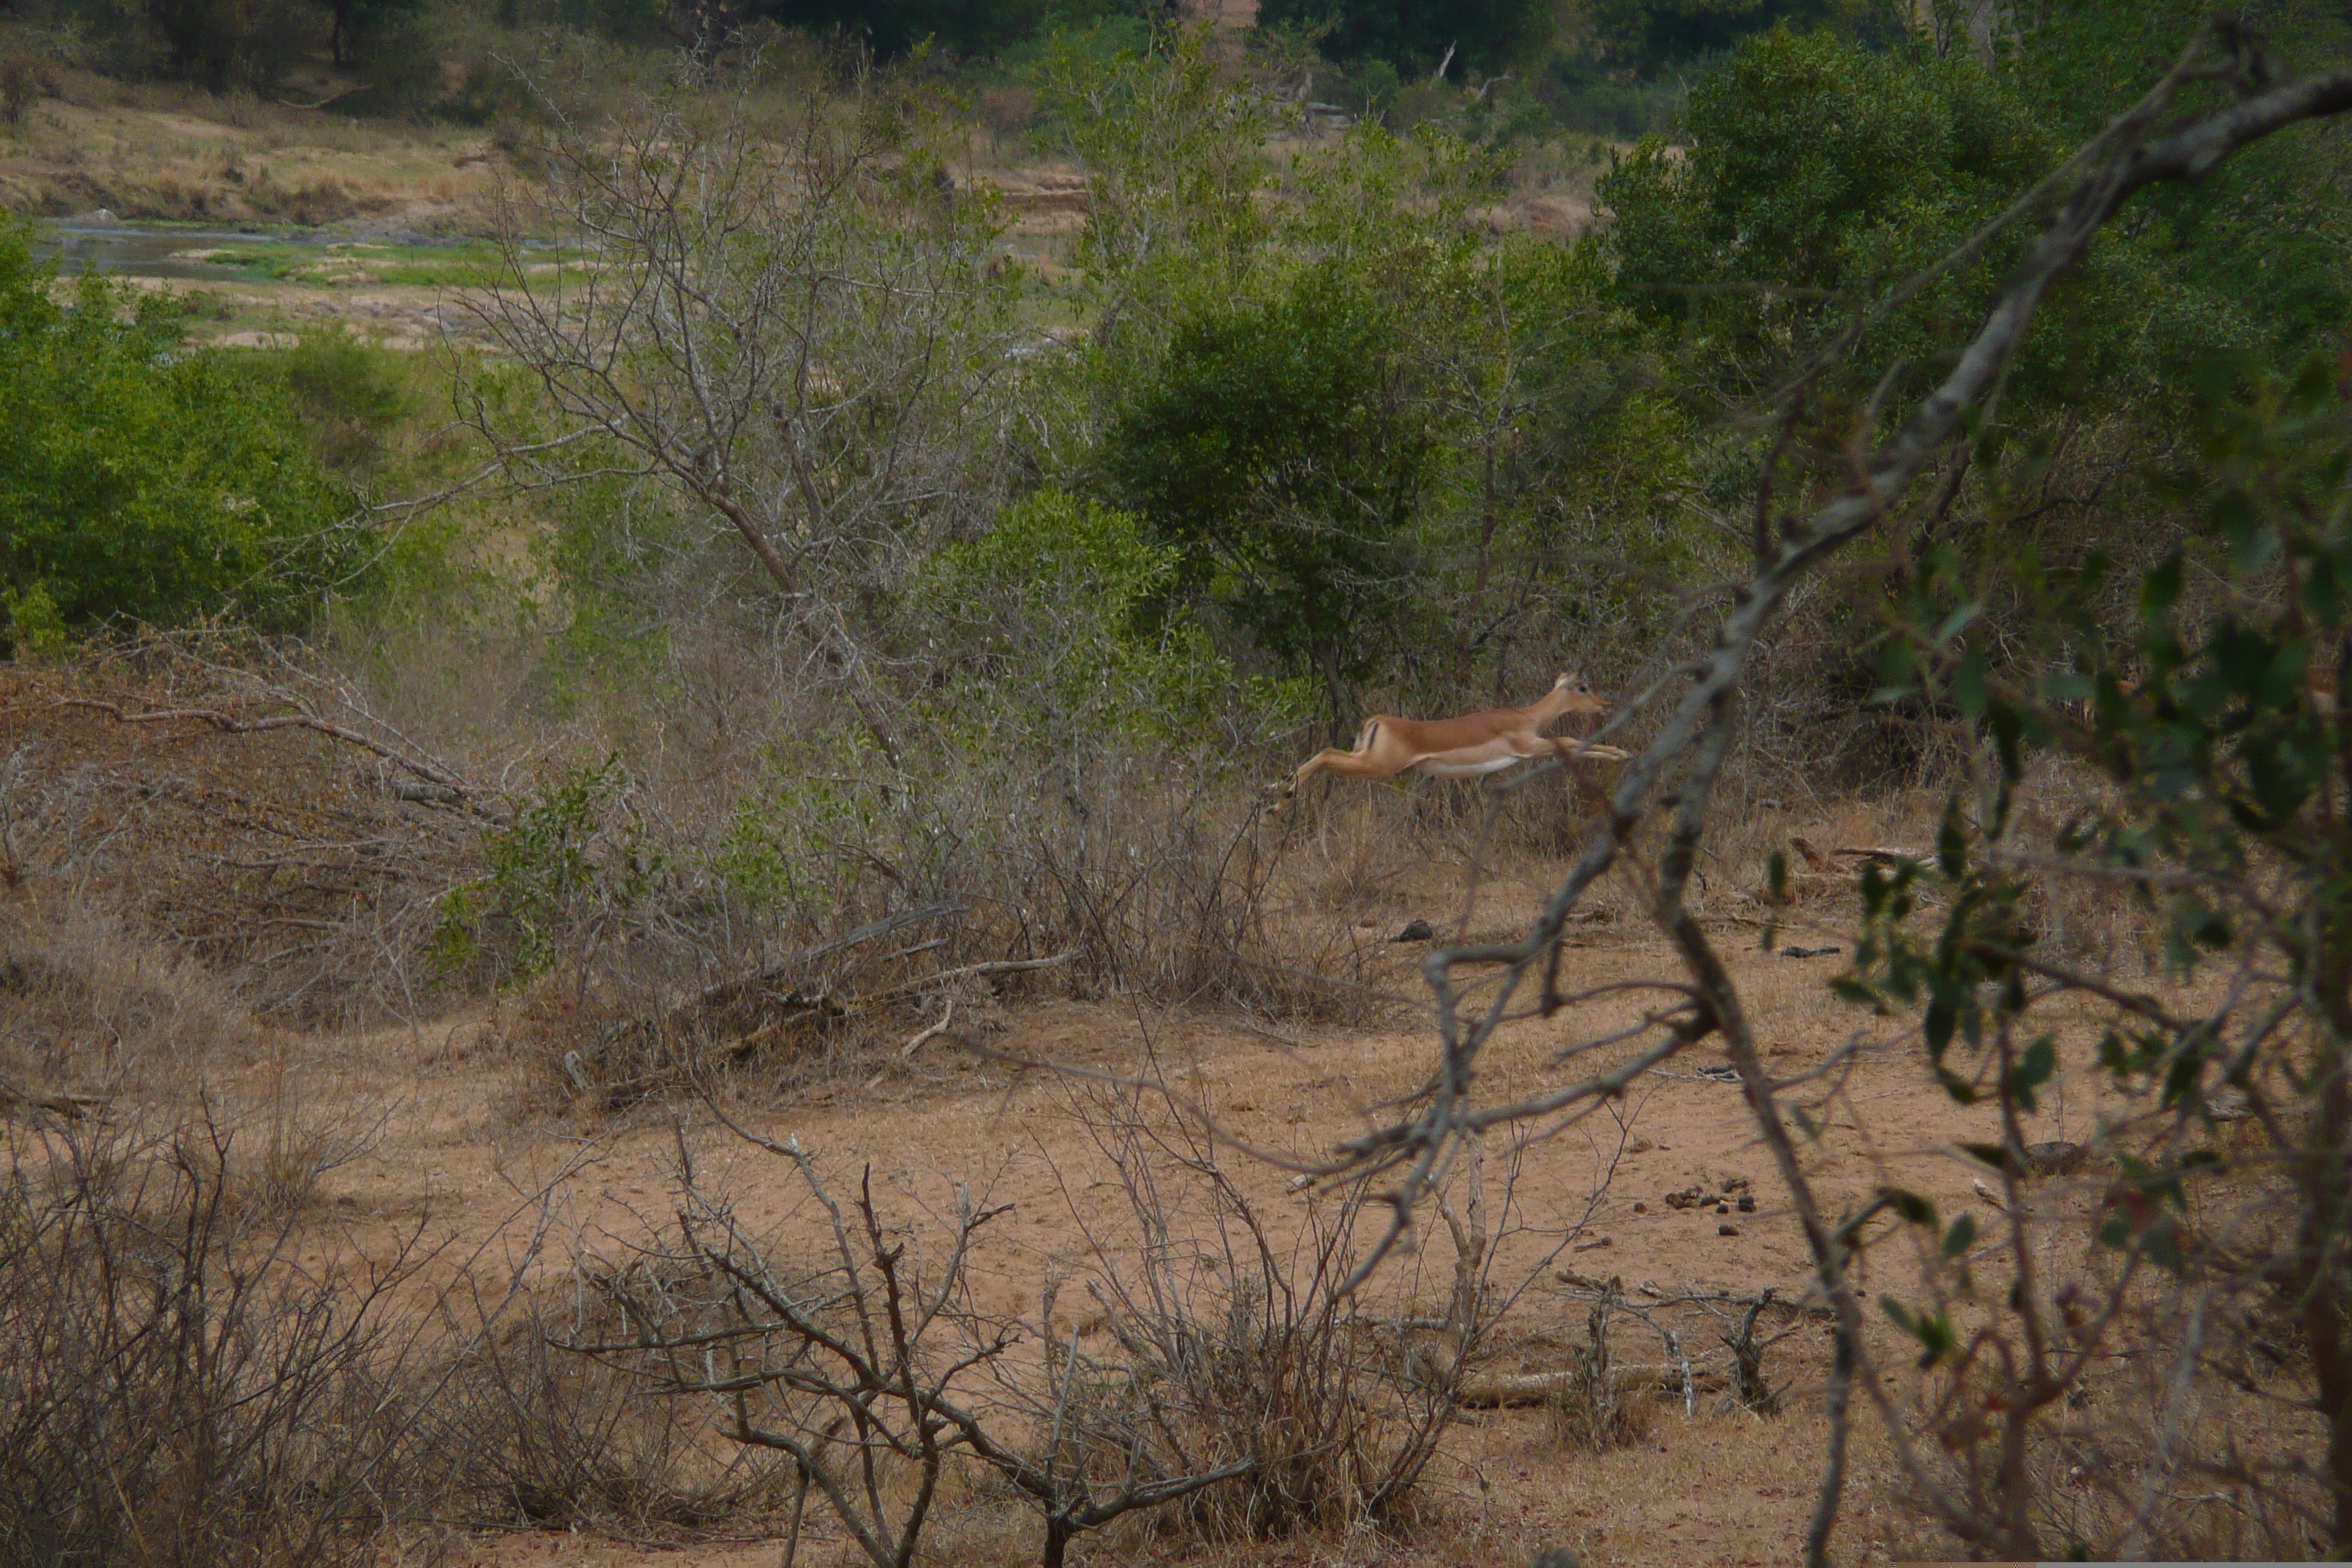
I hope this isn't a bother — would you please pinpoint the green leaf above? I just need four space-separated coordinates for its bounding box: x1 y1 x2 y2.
2003 1034 2057 1113
1952 646 1989 718
1937 813 1967 881
1961 1142 2010 1171
1941 1213 1977 1258
1881 1186 1937 1226
1925 996 1957 1056
2141 552 2184 618
1932 601 1983 647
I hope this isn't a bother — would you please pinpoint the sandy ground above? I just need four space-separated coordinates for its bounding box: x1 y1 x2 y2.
266 902 2136 1568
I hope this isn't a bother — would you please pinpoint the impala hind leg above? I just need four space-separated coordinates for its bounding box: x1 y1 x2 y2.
1275 749 1377 813
1273 727 1410 814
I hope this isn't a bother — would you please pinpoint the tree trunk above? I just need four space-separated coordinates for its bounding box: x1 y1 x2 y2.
2297 1058 2352 1553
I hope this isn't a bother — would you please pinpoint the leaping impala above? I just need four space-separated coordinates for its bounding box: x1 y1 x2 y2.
1271 672 1631 813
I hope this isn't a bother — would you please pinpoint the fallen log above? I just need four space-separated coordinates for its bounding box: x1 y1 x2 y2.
1455 1365 1724 1408
0 1076 103 1120
691 902 969 1017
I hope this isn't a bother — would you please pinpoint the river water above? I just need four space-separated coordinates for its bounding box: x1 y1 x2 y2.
28 219 337 280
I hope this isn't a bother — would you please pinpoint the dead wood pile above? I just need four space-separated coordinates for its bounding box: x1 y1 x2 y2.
0 655 478 1022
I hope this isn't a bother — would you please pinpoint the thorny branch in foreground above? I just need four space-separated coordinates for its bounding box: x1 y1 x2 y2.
1302 24 2352 1568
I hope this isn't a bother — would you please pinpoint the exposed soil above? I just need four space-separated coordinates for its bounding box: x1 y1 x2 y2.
239 900 2143 1568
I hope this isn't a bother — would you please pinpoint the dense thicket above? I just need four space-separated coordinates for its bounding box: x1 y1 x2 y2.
1254 0 1551 78
8 5 2351 751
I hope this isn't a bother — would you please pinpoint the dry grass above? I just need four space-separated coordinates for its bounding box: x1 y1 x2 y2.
0 900 263 1100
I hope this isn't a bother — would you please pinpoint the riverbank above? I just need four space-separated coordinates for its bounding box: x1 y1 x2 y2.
0 67 502 227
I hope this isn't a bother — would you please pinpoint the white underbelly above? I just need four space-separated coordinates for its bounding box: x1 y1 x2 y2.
1414 755 1525 779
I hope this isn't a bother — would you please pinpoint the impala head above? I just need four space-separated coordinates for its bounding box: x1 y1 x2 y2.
1549 670 1607 718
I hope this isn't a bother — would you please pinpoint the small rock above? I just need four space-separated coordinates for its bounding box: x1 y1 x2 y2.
81 208 121 227
1632 1201 1647 1213
1737 1194 1756 1213
1721 1176 1752 1193
1697 1063 1740 1082
1715 1203 1730 1215
1573 1235 1613 1253
1394 917 1435 942
2025 1140 2089 1177
1663 1186 1705 1210
1718 1223 1741 1237
1779 943 1844 959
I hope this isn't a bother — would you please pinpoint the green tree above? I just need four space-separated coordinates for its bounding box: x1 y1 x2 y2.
143 0 314 90
1581 0 1895 72
0 233 363 644
1604 23 2350 404
1102 263 1438 715
918 488 1249 802
320 0 419 65
753 0 1048 56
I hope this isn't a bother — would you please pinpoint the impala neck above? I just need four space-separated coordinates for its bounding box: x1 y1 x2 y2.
1526 681 1575 725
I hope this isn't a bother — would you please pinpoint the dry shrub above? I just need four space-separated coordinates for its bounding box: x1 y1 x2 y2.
410 1275 789 1539
1049 1088 1460 1548
557 1135 1036 1568
543 1090 1481 1567
1994 754 2166 962
467 749 1402 1113
1545 1369 1657 1452
1544 1291 1656 1453
1885 1224 2336 1562
0 1109 426 1568
0 653 478 1027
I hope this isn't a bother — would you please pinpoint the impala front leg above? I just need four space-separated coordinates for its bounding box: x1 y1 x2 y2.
1549 736 1629 823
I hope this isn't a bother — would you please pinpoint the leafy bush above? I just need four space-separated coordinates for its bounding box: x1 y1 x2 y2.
0 230 364 644
435 759 660 981
276 325 413 471
917 487 1251 764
